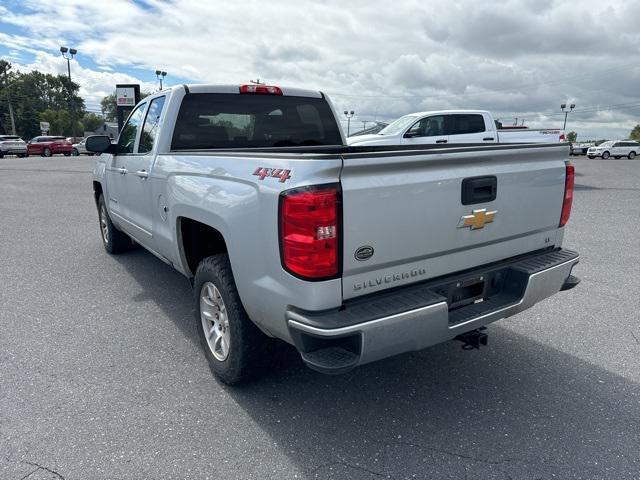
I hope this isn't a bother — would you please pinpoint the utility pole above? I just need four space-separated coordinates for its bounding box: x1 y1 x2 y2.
60 46 78 137
0 61 17 135
343 110 355 137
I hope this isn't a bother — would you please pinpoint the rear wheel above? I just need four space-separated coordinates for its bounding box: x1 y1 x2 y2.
43 147 52 157
602 151 610 159
194 254 271 385
588 155 595 159
97 194 130 254
63 151 71 156
17 153 25 158
0 152 4 158
628 151 636 159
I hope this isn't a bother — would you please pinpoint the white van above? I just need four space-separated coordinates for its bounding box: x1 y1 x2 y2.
587 141 639 159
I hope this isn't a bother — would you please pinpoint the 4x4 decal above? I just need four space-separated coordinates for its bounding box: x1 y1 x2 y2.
253 167 292 183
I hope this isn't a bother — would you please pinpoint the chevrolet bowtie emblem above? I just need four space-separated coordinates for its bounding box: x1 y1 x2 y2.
458 208 497 229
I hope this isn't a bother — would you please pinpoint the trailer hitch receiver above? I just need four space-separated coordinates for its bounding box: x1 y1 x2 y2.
455 328 488 350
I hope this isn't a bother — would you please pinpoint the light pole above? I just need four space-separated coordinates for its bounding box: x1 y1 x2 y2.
155 70 167 90
561 103 575 131
60 46 77 137
343 110 355 136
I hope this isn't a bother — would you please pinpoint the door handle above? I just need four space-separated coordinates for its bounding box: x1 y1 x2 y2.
117 167 128 175
436 139 448 144
135 169 149 179
483 137 495 141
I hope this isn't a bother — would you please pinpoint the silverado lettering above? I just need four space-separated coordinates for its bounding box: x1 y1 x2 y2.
353 268 427 291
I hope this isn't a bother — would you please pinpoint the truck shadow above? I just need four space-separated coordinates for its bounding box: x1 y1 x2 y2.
112 248 639 480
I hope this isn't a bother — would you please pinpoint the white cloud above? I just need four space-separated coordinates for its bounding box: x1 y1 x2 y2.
1 0 640 138
10 52 157 109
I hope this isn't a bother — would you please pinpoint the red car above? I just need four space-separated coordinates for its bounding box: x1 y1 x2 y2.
27 136 73 157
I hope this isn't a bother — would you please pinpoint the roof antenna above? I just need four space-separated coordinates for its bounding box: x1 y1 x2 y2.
249 78 265 85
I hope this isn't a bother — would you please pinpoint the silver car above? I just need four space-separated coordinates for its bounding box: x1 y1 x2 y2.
0 135 28 158
72 138 94 156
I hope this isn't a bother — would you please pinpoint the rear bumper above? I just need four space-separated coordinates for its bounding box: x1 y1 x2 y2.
287 248 580 373
0 146 27 154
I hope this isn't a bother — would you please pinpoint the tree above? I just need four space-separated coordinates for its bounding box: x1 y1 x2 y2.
100 93 117 122
630 125 640 141
567 131 577 143
0 68 85 139
81 113 104 133
101 91 150 122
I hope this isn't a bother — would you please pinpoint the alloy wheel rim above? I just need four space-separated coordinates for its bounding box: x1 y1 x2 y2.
200 282 230 361
100 204 109 244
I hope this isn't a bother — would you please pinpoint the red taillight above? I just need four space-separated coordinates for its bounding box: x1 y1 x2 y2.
559 133 566 142
279 186 340 280
239 84 283 95
559 163 574 227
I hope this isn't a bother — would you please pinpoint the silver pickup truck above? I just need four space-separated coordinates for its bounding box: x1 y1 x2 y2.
88 84 580 384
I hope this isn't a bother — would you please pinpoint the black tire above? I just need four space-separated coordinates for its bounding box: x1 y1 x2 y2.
64 151 71 156
588 155 595 159
628 151 636 159
17 153 25 158
602 151 610 159
43 147 52 157
97 194 130 254
0 152 4 158
194 254 270 385
72 148 79 156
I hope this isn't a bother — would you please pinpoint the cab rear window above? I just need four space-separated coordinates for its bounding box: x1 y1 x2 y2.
171 93 342 150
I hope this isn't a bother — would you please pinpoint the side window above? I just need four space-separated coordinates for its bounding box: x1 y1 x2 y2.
139 96 166 153
406 115 445 137
117 103 146 154
449 114 486 135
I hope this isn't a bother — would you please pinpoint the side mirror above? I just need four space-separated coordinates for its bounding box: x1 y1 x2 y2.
86 135 115 153
404 131 420 138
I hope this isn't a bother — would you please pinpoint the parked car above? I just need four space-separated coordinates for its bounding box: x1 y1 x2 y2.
0 135 27 158
570 142 594 156
587 140 638 159
26 136 73 157
348 110 566 146
72 138 94 156
88 84 579 385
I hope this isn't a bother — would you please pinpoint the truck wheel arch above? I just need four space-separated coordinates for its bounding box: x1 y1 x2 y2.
178 217 229 277
92 181 103 207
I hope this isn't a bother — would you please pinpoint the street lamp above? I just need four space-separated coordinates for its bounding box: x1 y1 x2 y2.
155 70 167 90
344 110 355 136
561 103 575 131
60 46 78 137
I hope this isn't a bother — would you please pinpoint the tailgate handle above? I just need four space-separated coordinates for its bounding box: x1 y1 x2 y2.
461 176 497 205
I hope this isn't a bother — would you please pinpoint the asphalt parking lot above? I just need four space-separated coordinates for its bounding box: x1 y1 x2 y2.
1 155 639 480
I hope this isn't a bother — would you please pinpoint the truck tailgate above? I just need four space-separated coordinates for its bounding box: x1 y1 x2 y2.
340 144 569 300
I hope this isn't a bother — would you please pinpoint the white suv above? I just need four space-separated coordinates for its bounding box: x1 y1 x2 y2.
587 140 638 159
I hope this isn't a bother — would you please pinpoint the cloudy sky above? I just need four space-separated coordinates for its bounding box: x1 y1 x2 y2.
1 0 639 139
